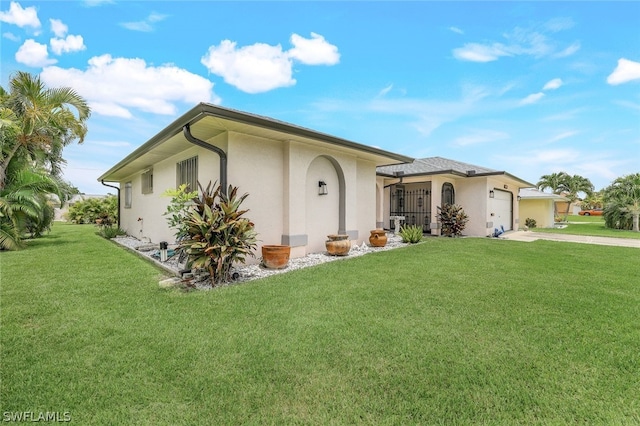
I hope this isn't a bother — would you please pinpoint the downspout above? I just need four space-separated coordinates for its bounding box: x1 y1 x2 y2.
183 123 227 195
100 180 121 228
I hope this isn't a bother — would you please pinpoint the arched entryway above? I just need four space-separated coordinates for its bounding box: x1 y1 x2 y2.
305 155 345 253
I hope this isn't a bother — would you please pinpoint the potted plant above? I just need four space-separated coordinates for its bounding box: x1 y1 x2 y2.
326 234 351 256
261 245 291 269
369 229 387 247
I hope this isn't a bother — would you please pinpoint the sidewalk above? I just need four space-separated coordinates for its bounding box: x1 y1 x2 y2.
501 231 640 249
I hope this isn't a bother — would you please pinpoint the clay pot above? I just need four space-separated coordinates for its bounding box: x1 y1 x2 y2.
261 245 291 269
326 234 351 256
369 229 387 247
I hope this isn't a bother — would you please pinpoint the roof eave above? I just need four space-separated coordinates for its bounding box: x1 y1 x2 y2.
99 103 413 182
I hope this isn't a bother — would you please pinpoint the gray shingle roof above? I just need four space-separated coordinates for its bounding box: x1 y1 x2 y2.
377 156 497 176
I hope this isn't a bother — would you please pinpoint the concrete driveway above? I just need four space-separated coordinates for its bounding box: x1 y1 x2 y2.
502 231 640 249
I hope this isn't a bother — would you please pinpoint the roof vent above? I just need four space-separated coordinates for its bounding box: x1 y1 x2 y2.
467 170 476 176
394 171 405 177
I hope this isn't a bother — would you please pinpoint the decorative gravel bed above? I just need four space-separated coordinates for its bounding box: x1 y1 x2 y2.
112 233 410 289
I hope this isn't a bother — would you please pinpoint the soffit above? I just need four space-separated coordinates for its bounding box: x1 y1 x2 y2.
100 106 412 182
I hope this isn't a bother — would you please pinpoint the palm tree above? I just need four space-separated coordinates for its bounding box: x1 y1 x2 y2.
603 173 640 232
560 174 594 221
0 71 90 189
537 172 593 221
537 172 570 218
0 167 60 250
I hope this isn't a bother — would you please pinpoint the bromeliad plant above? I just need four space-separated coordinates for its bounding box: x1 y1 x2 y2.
181 181 258 286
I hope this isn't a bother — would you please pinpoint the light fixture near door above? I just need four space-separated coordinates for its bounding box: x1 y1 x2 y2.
489 190 495 198
318 180 328 195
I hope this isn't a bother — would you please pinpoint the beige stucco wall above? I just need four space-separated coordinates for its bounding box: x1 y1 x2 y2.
520 199 554 228
120 143 224 245
119 131 382 263
380 175 522 237
456 178 489 237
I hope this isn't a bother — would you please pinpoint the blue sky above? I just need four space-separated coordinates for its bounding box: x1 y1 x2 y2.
1 1 639 195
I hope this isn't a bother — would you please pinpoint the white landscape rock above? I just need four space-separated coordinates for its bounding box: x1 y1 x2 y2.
112 233 411 290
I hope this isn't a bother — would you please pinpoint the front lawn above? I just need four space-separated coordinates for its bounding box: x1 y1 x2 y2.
2 224 639 424
533 216 640 239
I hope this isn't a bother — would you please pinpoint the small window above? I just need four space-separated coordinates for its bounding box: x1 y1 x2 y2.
124 182 132 208
177 156 198 191
141 169 153 194
442 182 455 206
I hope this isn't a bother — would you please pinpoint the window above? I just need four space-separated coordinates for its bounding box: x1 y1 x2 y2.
141 169 153 194
177 156 198 191
442 182 455 206
124 182 132 208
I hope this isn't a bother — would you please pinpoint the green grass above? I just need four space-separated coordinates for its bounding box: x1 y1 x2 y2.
565 214 604 223
532 216 640 239
2 223 639 424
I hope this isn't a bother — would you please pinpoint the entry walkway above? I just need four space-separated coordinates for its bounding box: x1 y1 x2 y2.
502 231 640 249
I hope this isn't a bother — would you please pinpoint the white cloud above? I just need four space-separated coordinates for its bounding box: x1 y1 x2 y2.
453 129 510 146
519 92 545 105
554 41 580 58
453 23 579 63
453 42 511 62
201 33 340 94
607 58 640 85
202 40 294 94
546 130 579 144
377 84 393 97
50 18 67 37
0 1 40 29
449 26 464 35
120 12 168 32
3 32 20 42
50 34 85 55
544 17 575 33
288 32 340 65
543 78 563 91
15 39 56 67
40 54 219 118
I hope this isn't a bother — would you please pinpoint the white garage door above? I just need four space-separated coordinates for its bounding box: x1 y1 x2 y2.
492 189 513 231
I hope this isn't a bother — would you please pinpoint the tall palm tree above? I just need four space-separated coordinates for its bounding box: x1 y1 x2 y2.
604 173 640 232
0 71 90 189
560 174 594 221
537 172 594 221
537 172 570 218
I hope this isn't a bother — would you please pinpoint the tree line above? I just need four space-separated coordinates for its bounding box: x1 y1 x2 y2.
537 171 640 232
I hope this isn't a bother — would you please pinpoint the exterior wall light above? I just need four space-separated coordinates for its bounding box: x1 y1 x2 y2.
517 196 521 201
489 190 495 198
318 180 328 195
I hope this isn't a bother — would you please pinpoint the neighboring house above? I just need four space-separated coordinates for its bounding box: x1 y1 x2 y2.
98 103 412 261
518 188 568 228
376 157 534 236
51 193 107 221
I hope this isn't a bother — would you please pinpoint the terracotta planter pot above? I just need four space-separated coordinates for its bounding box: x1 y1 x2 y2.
369 229 387 247
261 245 291 269
326 234 351 256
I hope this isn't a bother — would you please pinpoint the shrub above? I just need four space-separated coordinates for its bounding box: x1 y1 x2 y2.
66 196 118 225
603 202 632 230
98 224 127 239
162 184 198 241
181 181 258 286
399 225 423 243
437 204 469 237
525 218 537 229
